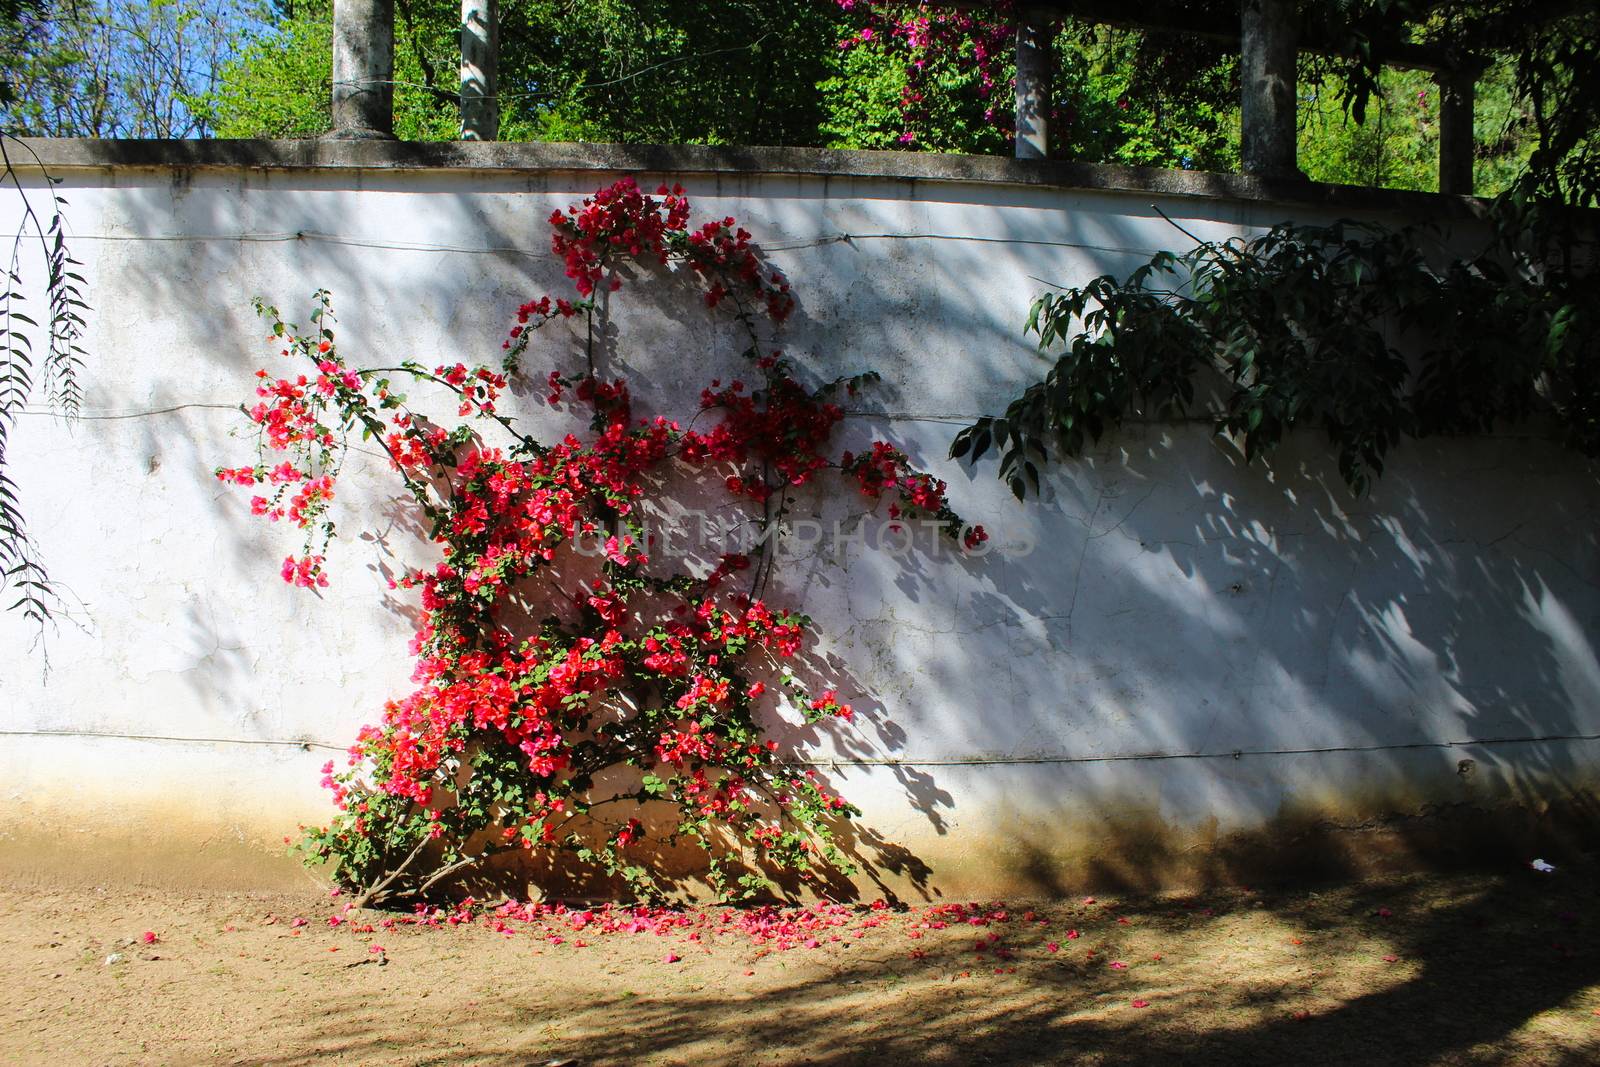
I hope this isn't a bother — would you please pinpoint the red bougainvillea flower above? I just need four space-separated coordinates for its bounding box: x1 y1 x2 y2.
216 180 982 905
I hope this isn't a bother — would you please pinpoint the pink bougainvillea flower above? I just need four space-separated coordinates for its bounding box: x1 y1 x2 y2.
1131 999 1150 1008
1046 942 1059 953
664 953 681 963
140 931 159 945
1109 960 1128 970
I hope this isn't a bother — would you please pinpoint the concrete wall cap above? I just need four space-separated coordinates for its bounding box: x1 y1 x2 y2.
6 137 1506 219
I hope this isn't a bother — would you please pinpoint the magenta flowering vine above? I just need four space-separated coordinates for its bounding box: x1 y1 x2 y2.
214 178 985 906
836 0 1027 145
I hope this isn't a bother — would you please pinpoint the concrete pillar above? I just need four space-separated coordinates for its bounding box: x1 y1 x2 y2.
1240 0 1298 178
328 0 395 139
460 0 499 141
1014 17 1053 160
1437 66 1475 195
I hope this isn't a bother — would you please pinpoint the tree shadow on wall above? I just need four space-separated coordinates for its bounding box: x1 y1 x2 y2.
908 417 1600 892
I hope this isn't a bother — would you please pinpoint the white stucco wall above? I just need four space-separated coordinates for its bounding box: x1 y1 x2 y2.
2 148 1596 895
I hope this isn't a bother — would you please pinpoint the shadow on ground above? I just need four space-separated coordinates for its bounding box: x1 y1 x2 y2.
213 872 1600 1066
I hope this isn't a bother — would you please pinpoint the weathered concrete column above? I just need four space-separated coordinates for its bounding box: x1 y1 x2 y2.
328 0 395 139
460 0 499 140
1437 66 1476 195
1014 17 1053 159
1240 0 1298 178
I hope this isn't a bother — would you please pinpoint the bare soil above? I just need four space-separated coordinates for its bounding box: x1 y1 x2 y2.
3 870 1599 1065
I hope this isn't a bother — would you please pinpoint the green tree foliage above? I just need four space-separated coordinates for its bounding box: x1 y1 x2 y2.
1297 57 1544 198
211 1 1243 171
1304 0 1598 207
0 0 1587 212
197 1 331 138
818 20 1240 168
0 0 264 137
1298 63 1439 192
1054 26 1238 170
817 17 1012 153
211 0 845 143
0 0 43 106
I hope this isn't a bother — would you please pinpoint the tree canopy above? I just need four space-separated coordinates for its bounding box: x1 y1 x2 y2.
0 0 1588 211
0 0 264 137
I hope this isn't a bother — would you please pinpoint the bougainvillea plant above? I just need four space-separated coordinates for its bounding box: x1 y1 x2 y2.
215 178 984 906
835 0 1023 146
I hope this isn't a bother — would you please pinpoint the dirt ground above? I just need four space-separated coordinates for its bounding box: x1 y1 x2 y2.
3 868 1599 1066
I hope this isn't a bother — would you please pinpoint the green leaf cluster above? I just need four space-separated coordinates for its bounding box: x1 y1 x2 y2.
954 218 1600 497
210 0 844 144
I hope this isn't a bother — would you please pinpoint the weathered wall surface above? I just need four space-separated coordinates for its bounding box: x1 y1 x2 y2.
1 142 1596 896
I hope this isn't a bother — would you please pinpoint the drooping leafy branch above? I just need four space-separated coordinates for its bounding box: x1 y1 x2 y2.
0 134 87 627
953 216 1598 497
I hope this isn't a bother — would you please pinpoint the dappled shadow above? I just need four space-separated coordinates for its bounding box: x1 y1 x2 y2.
218 872 1600 1066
